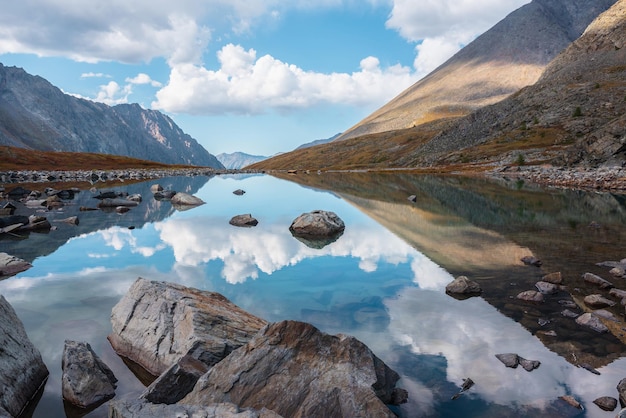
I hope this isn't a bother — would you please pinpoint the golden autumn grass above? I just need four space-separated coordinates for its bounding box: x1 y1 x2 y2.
0 146 198 171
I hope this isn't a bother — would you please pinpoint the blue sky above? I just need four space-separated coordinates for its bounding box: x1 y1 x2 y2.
0 1 529 156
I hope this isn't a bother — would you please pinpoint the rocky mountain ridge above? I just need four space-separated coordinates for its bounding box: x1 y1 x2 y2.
0 64 223 168
216 152 267 169
335 0 617 142
250 0 623 173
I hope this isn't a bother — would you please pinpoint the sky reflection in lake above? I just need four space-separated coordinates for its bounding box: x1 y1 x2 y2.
0 173 623 417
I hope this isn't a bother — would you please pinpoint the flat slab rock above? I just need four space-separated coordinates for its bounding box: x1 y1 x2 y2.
182 320 407 417
108 277 268 377
0 295 49 417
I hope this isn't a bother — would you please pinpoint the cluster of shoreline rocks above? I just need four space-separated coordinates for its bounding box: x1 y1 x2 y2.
490 165 626 191
0 168 261 185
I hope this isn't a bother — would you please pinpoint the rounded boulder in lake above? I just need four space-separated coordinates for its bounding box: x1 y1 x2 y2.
289 210 345 238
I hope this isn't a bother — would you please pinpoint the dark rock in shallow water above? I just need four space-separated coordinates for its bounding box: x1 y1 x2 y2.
575 312 608 333
516 290 544 302
233 189 246 196
519 357 541 372
521 256 542 266
170 192 205 206
535 281 559 295
593 396 617 411
582 272 613 289
61 340 117 410
108 278 267 377
182 320 406 417
153 190 176 200
495 353 520 368
445 276 482 296
0 295 49 417
583 294 616 308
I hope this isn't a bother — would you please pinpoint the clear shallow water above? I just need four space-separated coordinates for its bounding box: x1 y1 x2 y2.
1 173 626 417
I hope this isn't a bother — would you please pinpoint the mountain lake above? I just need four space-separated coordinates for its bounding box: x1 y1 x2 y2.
1 172 626 418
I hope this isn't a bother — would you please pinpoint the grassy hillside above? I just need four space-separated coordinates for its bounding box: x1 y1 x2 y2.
0 146 199 171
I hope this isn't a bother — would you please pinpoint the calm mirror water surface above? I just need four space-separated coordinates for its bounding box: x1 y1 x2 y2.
2 173 626 418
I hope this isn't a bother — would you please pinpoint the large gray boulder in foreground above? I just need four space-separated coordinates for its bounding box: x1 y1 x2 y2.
289 210 345 237
108 278 267 377
0 295 49 417
182 320 407 417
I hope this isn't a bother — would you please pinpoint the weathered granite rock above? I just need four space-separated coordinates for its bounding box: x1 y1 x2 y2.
582 272 614 289
182 320 406 417
0 295 49 417
593 396 617 411
109 399 282 418
535 281 559 295
445 276 482 296
576 312 609 333
141 355 209 404
289 210 345 237
0 252 32 279
229 214 259 227
542 272 563 284
108 278 267 376
584 294 616 308
62 340 117 410
170 192 205 206
516 290 544 302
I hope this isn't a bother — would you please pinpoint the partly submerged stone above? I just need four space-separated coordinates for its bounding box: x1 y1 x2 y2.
109 399 282 418
289 210 345 237
0 252 32 279
575 312 609 333
445 276 482 296
182 320 407 417
229 214 259 227
62 340 117 410
108 278 267 377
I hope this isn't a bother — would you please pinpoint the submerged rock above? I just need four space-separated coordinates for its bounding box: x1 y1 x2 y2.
575 312 609 333
62 340 117 410
182 320 406 417
108 278 267 377
582 272 613 289
0 295 49 417
516 290 544 302
583 294 616 308
445 276 482 296
542 271 563 284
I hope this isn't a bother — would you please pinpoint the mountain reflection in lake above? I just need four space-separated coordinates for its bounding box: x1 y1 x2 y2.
1 173 625 418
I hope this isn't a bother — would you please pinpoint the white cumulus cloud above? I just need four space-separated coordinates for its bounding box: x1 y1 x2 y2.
153 44 415 115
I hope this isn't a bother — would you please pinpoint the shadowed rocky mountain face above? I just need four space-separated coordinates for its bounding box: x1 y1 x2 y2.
336 0 617 142
0 64 223 168
418 0 626 168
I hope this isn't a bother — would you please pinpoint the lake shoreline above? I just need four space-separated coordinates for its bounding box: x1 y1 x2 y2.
1 165 626 193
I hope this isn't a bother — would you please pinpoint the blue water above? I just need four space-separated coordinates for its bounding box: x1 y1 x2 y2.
1 173 624 417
